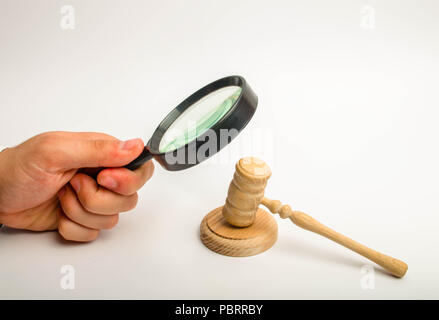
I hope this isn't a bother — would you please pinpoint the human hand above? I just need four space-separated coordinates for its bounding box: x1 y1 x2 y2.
0 131 154 242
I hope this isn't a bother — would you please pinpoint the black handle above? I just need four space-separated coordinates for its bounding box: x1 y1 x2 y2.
124 147 154 171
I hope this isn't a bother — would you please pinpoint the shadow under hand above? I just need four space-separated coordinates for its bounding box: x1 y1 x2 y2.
0 225 89 247
0 225 60 236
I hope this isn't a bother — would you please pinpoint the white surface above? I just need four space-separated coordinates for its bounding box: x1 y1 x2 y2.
0 0 438 299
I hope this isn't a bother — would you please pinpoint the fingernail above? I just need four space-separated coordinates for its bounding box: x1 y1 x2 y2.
57 187 66 198
120 138 140 150
100 176 118 189
70 178 81 192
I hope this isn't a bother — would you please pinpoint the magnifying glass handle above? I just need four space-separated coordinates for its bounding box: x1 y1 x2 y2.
124 147 153 171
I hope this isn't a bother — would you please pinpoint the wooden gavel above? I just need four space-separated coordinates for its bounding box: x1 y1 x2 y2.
201 157 408 278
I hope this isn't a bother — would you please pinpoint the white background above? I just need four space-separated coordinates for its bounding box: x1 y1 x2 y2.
0 0 438 299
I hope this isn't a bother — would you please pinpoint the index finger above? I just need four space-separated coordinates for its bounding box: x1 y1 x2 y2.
96 161 154 196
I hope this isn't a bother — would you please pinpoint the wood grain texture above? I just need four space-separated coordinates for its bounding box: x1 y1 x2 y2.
200 206 277 257
200 156 407 278
222 157 271 227
261 197 408 278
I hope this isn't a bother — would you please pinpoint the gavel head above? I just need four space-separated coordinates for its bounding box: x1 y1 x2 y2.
222 157 272 227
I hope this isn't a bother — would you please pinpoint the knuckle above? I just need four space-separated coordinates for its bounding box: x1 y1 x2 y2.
34 133 62 166
102 214 119 230
93 140 119 166
57 218 72 241
82 230 99 242
93 139 105 151
60 196 76 217
120 194 138 212
60 231 76 242
80 193 97 212
143 161 155 181
35 132 59 151
95 139 118 154
127 193 138 210
58 219 99 242
124 181 138 195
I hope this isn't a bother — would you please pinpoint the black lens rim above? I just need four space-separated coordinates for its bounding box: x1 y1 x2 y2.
147 75 258 171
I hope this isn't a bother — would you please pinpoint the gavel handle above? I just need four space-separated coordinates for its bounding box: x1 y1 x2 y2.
261 197 408 278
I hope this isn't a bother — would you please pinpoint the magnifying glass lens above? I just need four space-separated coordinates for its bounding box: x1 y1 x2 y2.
159 86 242 153
124 75 257 171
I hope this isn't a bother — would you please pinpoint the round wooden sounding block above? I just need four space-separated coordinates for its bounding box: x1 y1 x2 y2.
200 206 277 257
200 157 277 257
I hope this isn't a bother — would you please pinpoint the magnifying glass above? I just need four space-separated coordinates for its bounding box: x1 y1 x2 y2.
125 75 258 171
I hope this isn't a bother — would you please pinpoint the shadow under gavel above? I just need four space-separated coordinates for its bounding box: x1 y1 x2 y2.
200 157 407 278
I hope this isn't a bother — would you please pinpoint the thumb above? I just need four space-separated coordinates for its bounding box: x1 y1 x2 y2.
44 136 145 169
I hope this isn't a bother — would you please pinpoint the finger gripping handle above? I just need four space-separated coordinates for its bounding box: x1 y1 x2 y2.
124 147 153 171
